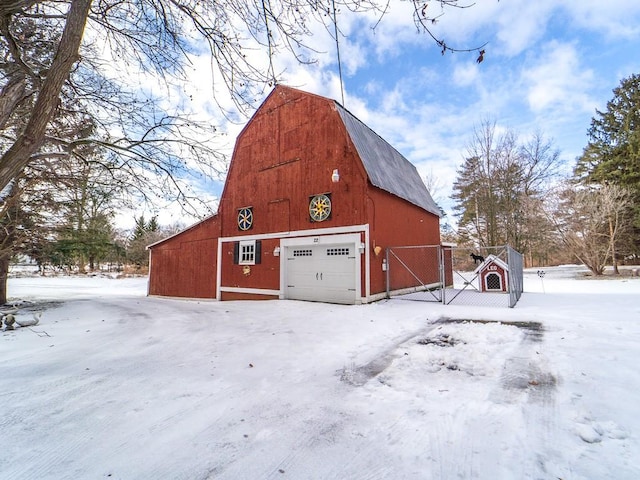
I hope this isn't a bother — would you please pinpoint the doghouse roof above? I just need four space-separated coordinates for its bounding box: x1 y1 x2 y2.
474 254 509 274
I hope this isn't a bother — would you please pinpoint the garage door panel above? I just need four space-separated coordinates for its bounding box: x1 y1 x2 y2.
285 243 356 304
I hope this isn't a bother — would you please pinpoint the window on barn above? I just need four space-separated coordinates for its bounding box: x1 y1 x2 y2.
233 240 262 265
239 240 255 265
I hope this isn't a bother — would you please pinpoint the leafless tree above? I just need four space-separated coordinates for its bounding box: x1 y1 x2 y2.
599 183 634 274
452 121 563 262
546 182 634 275
1 0 485 200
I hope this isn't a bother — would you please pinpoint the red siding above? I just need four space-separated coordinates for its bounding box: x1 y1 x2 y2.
148 217 220 298
216 87 370 294
220 292 279 301
220 87 369 239
220 238 280 291
367 188 441 294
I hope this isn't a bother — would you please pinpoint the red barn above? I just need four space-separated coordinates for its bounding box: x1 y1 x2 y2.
148 86 443 304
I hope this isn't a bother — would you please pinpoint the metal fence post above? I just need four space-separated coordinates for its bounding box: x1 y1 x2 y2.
439 245 445 305
385 247 390 299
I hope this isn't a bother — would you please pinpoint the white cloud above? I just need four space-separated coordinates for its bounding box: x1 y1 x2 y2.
491 0 556 57
562 1 640 38
453 62 480 87
522 41 595 114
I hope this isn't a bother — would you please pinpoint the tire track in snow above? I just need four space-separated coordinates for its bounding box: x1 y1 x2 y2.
489 321 563 479
323 320 559 479
211 325 443 478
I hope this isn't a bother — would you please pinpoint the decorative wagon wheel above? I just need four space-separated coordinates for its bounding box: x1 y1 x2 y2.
309 194 331 222
237 207 253 231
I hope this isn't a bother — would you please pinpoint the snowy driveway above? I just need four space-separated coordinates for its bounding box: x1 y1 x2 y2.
2 270 639 479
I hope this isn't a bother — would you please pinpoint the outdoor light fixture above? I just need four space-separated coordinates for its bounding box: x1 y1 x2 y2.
273 246 280 257
331 169 340 183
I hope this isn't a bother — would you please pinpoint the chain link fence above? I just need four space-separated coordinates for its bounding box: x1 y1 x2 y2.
385 245 443 302
386 245 523 308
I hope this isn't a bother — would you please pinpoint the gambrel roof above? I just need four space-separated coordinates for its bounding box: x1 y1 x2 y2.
335 102 442 217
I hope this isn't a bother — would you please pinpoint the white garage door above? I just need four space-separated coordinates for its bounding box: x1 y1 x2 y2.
285 243 356 304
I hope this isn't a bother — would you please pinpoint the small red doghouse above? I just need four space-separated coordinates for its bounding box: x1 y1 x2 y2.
475 255 509 293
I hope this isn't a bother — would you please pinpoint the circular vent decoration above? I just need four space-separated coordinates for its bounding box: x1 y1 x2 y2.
309 194 331 222
237 207 253 231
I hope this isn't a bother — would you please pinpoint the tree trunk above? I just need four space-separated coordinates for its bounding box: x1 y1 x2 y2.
610 217 619 274
0 0 91 191
0 254 10 305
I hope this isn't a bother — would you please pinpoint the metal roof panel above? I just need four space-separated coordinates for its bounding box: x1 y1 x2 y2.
336 104 441 217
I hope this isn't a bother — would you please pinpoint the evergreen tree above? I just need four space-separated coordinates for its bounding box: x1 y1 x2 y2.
131 215 149 241
49 158 119 272
147 216 159 233
574 73 640 256
128 215 162 268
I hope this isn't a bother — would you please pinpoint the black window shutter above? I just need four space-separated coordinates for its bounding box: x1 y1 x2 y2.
255 240 262 264
233 242 239 264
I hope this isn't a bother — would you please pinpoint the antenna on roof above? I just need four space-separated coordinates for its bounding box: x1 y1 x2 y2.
261 0 277 87
331 0 345 106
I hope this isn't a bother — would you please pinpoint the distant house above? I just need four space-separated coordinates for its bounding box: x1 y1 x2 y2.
147 85 443 304
475 255 509 293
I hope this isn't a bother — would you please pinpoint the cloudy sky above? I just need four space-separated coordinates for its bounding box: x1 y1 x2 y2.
131 0 640 229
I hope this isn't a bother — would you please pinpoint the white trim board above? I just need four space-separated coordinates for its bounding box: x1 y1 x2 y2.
219 287 280 296
218 224 369 243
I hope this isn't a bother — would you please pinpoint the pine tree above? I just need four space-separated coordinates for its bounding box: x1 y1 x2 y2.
128 215 162 268
574 73 640 256
51 159 118 272
131 215 148 241
147 216 159 233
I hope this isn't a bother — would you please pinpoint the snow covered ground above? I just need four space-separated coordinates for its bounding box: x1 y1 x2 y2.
2 266 639 479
